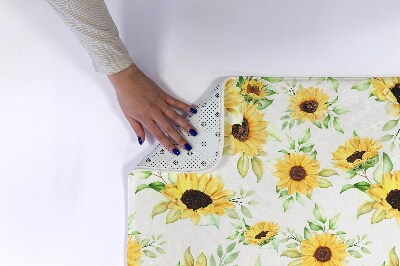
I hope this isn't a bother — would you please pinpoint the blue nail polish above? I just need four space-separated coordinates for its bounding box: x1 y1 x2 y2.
189 129 197 136
173 148 180 156
138 136 143 145
184 143 192 151
190 108 197 114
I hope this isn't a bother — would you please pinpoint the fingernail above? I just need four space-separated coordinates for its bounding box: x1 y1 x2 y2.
189 129 197 136
184 143 192 151
173 148 180 156
190 107 197 114
138 136 143 145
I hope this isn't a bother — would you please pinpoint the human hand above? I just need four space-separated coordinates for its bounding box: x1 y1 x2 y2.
108 64 197 155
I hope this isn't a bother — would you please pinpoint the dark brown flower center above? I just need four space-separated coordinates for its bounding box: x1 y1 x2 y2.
346 151 366 163
314 246 332 262
181 189 212 211
255 231 269 239
386 189 400 211
289 166 306 181
232 118 250 142
247 84 261 96
391 83 400 104
300 100 319 113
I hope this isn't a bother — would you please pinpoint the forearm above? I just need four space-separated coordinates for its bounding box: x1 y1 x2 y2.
46 0 133 75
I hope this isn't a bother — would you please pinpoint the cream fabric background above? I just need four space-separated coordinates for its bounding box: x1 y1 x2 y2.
1 0 400 265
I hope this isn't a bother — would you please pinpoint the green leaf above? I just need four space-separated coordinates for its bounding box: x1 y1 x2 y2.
265 88 277 96
310 150 317 160
299 128 311 144
299 144 314 153
388 247 399 266
373 152 393 184
318 168 339 177
380 134 394 142
333 107 350 115
304 227 312 239
217 245 223 258
354 181 371 192
280 249 302 258
371 208 386 224
348 250 362 258
351 82 371 91
323 114 331 128
226 208 240 219
143 250 157 258
251 157 264 182
156 247 166 254
313 204 327 223
340 184 354 193
151 201 168 218
283 197 294 212
135 184 150 193
210 255 217 266
237 153 250 177
318 178 333 188
253 255 262 266
241 205 253 218
226 242 236 253
328 77 339 92
262 77 284 83
149 181 166 192
345 170 357 179
316 77 326 85
333 117 344 134
295 193 304 206
166 209 181 224
329 213 340 230
257 98 273 110
168 173 178 183
286 134 295 149
383 120 399 131
135 171 152 179
341 182 370 193
224 252 239 264
361 247 371 254
287 259 303 266
314 120 322 128
308 221 323 231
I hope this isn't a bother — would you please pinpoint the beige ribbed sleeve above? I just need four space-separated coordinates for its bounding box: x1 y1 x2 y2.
46 0 134 75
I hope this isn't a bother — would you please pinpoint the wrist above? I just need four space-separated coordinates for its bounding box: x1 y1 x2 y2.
108 63 141 92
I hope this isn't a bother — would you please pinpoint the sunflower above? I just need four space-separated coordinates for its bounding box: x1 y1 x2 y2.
367 171 400 225
224 78 243 115
245 221 280 246
288 87 329 123
240 77 267 100
301 233 348 265
127 235 143 266
181 247 207 266
224 102 268 157
332 137 382 171
161 173 235 225
371 78 400 118
370 77 400 103
274 152 320 195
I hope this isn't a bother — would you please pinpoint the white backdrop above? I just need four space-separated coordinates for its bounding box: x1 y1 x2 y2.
1 0 400 265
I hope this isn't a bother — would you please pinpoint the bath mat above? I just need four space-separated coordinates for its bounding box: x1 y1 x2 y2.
127 76 400 266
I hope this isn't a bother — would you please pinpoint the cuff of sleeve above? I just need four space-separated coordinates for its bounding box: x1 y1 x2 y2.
89 38 135 75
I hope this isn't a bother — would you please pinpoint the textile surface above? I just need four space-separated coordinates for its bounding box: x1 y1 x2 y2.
128 76 400 266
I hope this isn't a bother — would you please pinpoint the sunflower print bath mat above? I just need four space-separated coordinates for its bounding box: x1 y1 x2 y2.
127 76 400 266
